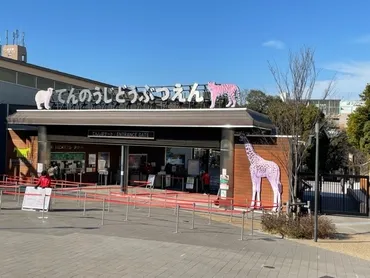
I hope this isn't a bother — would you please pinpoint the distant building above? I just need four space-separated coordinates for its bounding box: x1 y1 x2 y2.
308 99 341 117
0 37 114 176
308 99 364 129
308 99 341 127
338 100 364 129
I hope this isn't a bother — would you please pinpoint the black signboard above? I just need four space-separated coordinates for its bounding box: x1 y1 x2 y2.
88 130 155 140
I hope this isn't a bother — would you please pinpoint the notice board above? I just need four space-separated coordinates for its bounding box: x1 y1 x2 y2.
22 186 52 211
187 159 200 176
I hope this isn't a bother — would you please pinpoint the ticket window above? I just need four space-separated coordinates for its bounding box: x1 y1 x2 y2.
50 152 86 180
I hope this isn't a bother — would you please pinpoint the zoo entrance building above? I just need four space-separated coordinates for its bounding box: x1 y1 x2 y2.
1 43 290 208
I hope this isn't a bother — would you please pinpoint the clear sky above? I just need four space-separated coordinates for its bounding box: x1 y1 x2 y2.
1 0 370 100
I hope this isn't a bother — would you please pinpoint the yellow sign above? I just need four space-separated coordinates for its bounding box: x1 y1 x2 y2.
14 147 30 158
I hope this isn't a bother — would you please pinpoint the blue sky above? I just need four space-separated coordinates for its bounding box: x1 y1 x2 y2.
1 0 370 100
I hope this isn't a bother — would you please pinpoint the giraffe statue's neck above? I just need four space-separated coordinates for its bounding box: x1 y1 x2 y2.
244 142 258 164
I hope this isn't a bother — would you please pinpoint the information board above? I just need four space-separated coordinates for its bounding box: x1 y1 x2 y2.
186 177 195 189
147 174 156 188
187 159 200 176
50 152 85 161
22 186 52 211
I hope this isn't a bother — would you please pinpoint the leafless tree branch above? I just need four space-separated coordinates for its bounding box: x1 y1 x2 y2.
266 46 336 204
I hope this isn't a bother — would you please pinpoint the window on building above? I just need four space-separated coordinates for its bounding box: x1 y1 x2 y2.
0 67 17 83
71 85 84 90
17 72 36 88
55 81 71 90
37 77 55 90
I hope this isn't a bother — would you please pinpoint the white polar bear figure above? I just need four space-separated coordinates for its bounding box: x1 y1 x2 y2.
35 87 53 110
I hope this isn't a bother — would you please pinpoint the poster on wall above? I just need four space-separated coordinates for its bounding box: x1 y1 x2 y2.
98 152 110 171
88 154 96 165
187 159 200 176
186 176 195 189
129 154 147 169
166 148 186 165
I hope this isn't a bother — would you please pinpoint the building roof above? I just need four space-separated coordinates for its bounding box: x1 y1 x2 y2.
7 108 275 130
0 56 114 88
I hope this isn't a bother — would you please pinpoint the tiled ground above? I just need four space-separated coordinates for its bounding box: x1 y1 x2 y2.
0 195 369 277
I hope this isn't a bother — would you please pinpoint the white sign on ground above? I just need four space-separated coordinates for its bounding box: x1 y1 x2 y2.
146 174 156 189
22 187 52 211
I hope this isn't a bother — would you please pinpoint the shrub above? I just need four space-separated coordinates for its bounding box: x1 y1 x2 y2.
261 212 337 239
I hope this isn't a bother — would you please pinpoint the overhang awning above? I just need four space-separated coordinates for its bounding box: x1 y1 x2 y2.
6 108 275 130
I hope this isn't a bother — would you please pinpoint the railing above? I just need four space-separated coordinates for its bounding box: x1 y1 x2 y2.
299 173 369 216
0 179 282 241
0 174 283 211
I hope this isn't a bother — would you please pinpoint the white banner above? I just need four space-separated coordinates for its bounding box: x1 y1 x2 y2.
22 186 52 211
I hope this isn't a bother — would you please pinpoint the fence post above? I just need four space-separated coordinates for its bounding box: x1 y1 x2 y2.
148 192 152 217
101 199 105 226
134 188 137 209
191 203 195 229
164 189 167 208
286 201 290 213
0 190 2 212
52 188 56 206
14 182 17 200
83 192 87 216
41 193 46 221
229 199 233 222
240 210 245 241
17 186 21 206
251 209 254 236
109 188 113 212
174 205 180 234
367 177 370 218
208 199 212 225
77 188 81 207
174 194 178 215
125 195 129 221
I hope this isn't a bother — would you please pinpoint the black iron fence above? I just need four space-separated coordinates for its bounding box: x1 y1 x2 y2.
299 173 370 216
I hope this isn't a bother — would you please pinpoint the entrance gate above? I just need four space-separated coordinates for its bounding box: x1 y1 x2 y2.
299 173 370 216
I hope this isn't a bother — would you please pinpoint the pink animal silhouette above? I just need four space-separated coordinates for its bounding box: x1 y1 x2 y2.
207 82 240 109
239 133 282 211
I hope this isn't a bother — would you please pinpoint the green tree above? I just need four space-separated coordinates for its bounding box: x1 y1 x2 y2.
267 99 324 141
304 129 330 173
360 121 370 154
347 84 370 151
245 90 280 114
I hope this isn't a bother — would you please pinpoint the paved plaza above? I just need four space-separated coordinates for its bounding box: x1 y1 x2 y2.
0 195 370 278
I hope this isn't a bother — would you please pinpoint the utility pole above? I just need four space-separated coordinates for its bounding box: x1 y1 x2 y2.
314 122 319 242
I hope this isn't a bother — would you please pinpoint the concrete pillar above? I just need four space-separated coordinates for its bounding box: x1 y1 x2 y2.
220 128 234 203
124 146 129 192
37 126 50 174
120 145 130 193
120 145 124 192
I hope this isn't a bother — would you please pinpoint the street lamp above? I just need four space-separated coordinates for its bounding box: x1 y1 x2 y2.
314 122 319 242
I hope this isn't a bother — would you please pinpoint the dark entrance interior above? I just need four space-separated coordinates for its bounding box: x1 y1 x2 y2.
50 142 220 194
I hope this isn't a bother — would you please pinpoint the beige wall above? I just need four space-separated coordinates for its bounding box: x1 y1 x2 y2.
0 58 112 89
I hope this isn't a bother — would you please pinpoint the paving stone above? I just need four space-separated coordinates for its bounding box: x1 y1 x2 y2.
0 196 370 277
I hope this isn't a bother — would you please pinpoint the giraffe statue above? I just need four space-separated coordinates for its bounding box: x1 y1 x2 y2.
239 133 282 211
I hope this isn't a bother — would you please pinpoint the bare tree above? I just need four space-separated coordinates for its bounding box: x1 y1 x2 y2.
267 46 335 205
238 89 248 107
